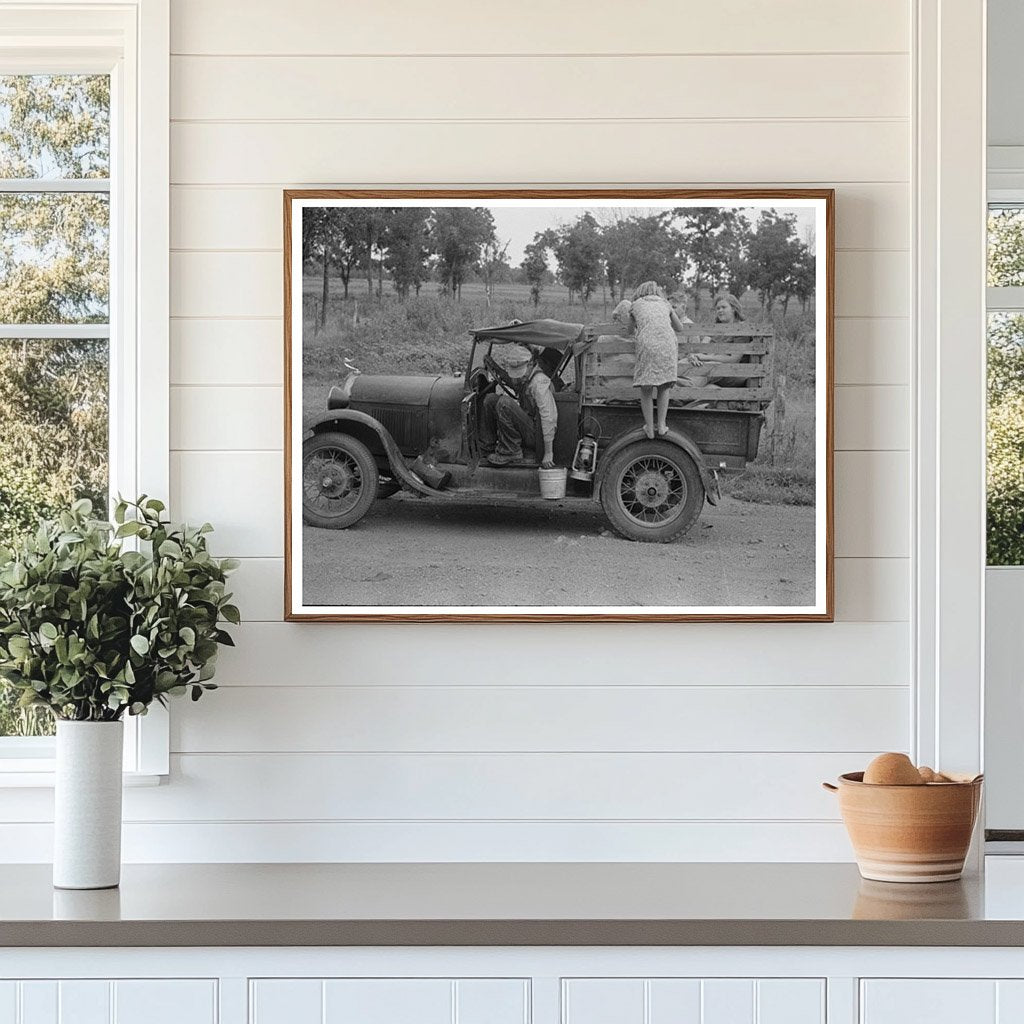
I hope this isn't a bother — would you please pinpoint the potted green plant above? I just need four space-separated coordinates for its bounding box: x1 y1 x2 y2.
0 497 239 889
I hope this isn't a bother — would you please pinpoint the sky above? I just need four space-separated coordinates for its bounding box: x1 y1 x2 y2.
489 205 818 266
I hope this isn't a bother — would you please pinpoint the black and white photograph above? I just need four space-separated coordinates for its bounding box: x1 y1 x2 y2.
285 191 833 621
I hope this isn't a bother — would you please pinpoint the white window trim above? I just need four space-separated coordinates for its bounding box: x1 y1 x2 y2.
914 0 987 824
0 0 169 784
988 285 1024 310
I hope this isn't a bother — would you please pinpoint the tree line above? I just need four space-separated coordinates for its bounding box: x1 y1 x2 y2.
304 206 816 326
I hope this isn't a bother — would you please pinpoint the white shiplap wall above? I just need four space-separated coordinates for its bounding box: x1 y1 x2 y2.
1 0 915 862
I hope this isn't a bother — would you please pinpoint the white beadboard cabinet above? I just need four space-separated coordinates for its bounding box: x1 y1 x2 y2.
250 979 529 1024
5 949 1024 1024
0 979 218 1024
561 978 825 1024
860 980 1024 1023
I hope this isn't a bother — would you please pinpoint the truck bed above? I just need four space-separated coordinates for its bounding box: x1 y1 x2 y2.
582 322 773 409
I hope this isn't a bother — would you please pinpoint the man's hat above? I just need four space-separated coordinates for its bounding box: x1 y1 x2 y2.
493 344 533 373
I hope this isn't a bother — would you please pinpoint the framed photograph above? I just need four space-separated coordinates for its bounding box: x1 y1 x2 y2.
284 189 833 622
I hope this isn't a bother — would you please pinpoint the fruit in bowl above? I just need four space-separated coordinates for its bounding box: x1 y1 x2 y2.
862 752 924 785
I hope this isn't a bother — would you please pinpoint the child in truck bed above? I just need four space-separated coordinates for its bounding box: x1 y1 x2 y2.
613 280 686 439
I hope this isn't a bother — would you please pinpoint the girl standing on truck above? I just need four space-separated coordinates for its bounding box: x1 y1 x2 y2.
620 280 687 439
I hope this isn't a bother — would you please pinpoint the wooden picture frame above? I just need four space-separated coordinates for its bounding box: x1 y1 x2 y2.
284 189 834 622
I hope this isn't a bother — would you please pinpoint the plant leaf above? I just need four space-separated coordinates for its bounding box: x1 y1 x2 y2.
158 539 183 559
8 636 29 657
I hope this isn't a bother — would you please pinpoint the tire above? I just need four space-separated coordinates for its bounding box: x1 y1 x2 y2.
599 440 705 543
302 432 379 529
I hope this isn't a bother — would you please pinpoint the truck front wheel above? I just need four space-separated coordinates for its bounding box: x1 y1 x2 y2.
302 432 379 529
599 440 705 542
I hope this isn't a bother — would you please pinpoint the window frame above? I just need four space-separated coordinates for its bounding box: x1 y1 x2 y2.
987 198 1024 314
982 196 1024 838
0 0 169 783
985 197 1024 578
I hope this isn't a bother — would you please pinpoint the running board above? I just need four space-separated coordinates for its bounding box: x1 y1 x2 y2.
419 489 578 503
406 463 594 500
439 463 544 494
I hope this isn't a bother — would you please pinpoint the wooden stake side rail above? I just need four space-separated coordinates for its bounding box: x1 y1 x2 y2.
592 339 769 356
588 358 768 379
585 383 773 403
583 322 774 407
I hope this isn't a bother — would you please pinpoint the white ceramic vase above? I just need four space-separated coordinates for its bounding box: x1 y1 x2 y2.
53 720 124 889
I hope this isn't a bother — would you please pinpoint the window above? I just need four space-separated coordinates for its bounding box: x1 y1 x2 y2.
0 3 169 779
0 74 111 739
986 205 1024 565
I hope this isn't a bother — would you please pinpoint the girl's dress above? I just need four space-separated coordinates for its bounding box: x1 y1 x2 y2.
625 294 679 388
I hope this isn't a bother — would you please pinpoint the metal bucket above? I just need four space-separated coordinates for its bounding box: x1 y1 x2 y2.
538 466 568 499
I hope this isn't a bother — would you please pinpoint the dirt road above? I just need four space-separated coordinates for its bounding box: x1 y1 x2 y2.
301 493 816 609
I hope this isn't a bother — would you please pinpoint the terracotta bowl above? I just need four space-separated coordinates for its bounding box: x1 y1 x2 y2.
823 772 983 883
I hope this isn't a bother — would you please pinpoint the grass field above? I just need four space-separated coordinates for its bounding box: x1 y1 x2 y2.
301 276 817 504
302 279 610 382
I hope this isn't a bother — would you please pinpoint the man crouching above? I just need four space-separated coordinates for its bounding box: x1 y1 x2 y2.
480 343 557 469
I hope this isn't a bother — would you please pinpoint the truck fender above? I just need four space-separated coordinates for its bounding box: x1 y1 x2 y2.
593 426 720 506
305 409 435 497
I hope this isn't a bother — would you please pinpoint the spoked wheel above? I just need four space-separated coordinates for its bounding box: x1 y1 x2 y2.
302 432 379 529
600 440 704 542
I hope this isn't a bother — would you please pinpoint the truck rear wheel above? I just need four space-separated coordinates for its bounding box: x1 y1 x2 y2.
302 432 379 529
600 440 704 543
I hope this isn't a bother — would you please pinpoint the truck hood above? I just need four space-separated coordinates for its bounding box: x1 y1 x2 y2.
349 374 443 407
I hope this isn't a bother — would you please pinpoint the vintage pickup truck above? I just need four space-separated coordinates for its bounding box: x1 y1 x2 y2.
302 318 772 542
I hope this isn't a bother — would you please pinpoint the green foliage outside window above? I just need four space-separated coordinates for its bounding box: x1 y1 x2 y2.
987 208 1024 565
988 208 1024 288
0 75 110 736
987 312 1024 565
0 338 108 535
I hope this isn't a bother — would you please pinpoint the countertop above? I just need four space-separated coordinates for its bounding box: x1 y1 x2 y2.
5 861 1024 947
